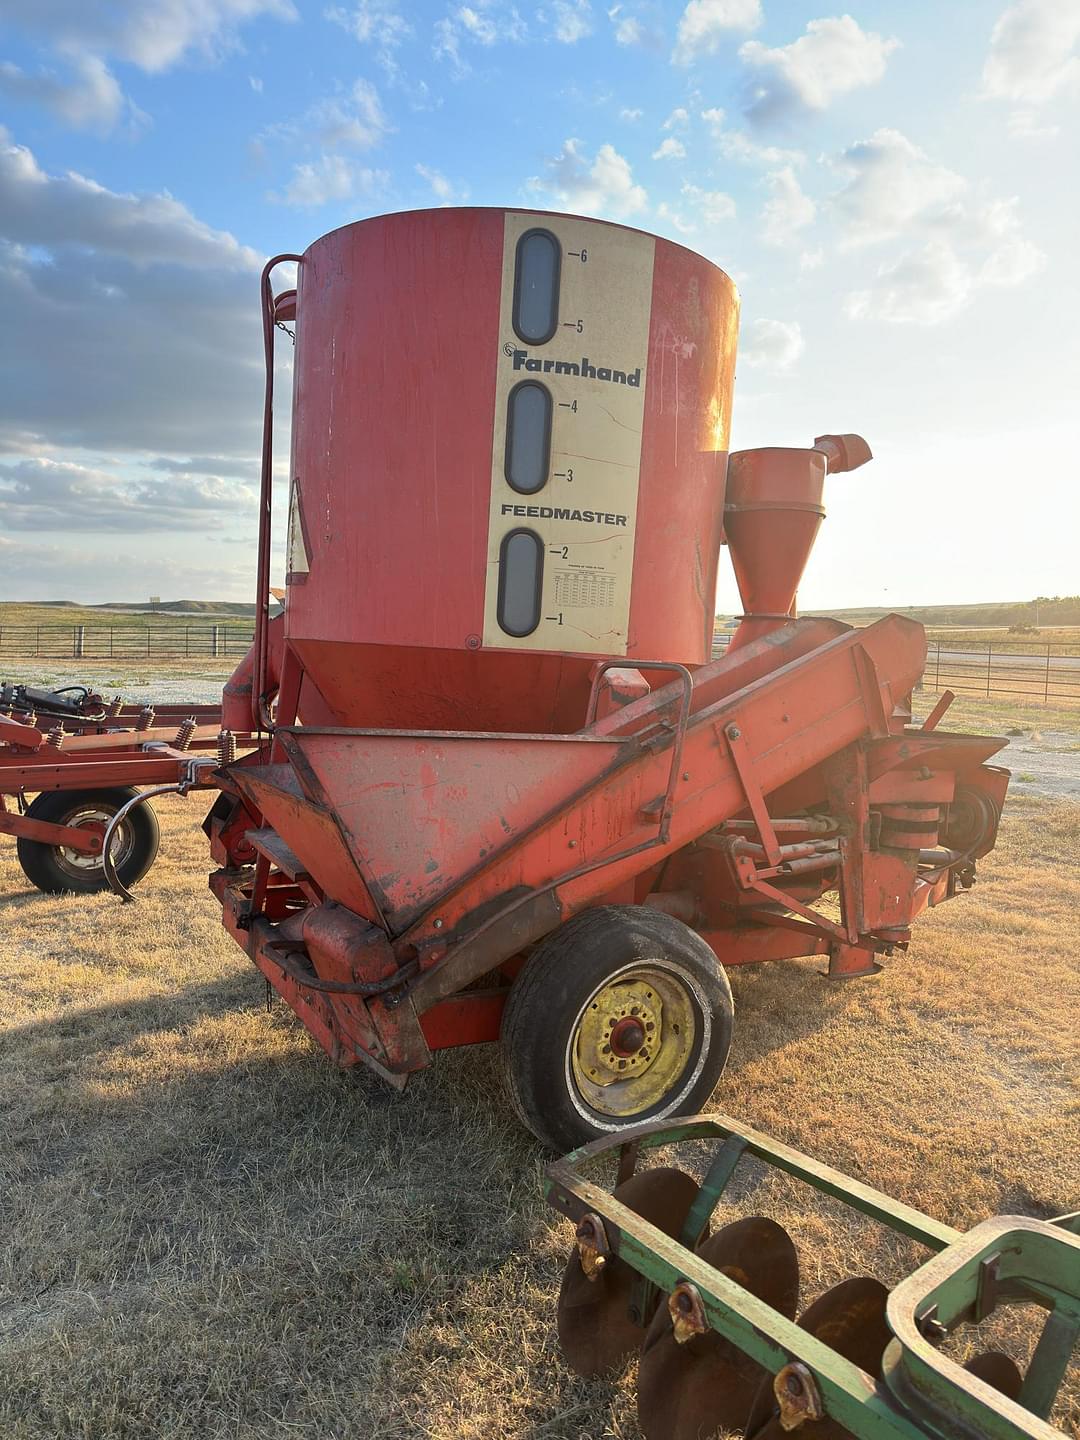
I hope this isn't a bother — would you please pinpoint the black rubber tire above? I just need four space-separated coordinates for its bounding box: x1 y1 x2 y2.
16 787 160 895
500 905 734 1153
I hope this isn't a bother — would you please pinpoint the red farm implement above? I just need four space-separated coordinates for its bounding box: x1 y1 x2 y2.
0 685 227 895
194 206 1009 1152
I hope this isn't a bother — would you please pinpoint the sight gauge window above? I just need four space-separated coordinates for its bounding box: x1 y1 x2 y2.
513 229 561 345
505 382 552 494
497 529 544 637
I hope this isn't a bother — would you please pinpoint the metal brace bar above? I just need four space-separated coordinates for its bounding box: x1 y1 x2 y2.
1019 1309 1080 1420
746 875 849 944
680 1134 748 1248
720 717 782 865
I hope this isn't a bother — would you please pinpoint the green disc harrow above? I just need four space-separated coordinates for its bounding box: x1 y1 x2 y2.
545 1114 1079 1439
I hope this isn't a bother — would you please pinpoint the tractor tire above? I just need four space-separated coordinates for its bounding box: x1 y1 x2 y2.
500 905 734 1153
16 787 160 895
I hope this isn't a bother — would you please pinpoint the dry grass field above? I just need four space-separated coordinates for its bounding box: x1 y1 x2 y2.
1 766 1078 1435
923 626 1080 651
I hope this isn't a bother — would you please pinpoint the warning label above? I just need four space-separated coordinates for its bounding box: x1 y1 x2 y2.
554 569 616 609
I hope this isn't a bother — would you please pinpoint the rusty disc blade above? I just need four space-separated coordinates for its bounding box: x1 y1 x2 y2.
637 1217 800 1440
557 1166 701 1377
964 1351 1024 1400
745 1276 890 1440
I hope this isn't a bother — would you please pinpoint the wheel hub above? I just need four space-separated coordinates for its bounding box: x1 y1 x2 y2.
56 808 132 875
610 1016 646 1056
576 982 661 1080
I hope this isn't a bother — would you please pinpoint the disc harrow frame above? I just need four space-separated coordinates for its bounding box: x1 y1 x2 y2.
545 1114 1080 1439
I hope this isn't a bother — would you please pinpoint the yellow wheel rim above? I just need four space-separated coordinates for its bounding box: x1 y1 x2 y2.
570 964 698 1118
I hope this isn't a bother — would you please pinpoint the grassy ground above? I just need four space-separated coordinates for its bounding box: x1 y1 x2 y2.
0 603 253 627
1 770 1078 1434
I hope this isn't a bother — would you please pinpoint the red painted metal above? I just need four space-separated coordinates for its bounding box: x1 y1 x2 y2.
281 210 737 733
200 205 1010 1089
0 689 229 867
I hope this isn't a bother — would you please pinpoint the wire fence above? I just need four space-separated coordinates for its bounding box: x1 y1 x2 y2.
713 634 1080 703
921 643 1080 703
1 624 1078 702
0 624 255 661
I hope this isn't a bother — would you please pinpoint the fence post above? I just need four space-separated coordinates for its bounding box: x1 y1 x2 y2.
146 627 150 658
1045 644 1051 703
110 626 114 658
935 643 940 689
211 624 221 658
986 643 992 699
75 624 85 659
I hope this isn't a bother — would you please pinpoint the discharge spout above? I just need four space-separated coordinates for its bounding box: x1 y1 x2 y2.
724 434 871 650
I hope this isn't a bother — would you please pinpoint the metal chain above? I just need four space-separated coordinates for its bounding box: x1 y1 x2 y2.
275 321 295 345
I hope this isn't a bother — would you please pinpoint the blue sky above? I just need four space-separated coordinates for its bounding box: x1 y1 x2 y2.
0 0 1077 608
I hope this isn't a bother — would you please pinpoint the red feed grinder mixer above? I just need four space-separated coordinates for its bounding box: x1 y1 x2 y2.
207 207 1008 1152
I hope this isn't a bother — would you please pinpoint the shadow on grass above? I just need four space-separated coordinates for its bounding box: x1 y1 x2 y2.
0 953 869 1439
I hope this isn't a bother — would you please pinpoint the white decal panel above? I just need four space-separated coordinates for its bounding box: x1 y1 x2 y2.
483 213 655 655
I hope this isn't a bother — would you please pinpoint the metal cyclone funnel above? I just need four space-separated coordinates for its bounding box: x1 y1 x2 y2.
724 447 827 649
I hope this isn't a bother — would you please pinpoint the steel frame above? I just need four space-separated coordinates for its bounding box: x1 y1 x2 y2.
546 1114 1080 1440
0 702 227 864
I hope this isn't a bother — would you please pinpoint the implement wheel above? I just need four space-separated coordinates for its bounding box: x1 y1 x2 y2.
16 787 160 895
500 905 733 1152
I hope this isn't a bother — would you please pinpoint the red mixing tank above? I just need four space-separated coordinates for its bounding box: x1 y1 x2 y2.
282 207 739 731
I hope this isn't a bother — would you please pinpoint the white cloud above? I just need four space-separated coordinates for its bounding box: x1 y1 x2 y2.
982 0 1080 103
271 155 387 207
830 128 965 245
0 457 253 531
326 0 411 48
673 0 761 65
846 242 975 325
551 0 593 42
652 136 686 159
249 74 264 92
700 107 803 165
656 201 694 234
799 247 824 271
760 165 815 245
608 5 662 48
528 139 646 218
740 317 804 371
416 162 468 203
1006 109 1060 137
662 106 690 129
458 6 500 42
434 4 528 72
740 15 899 124
2 0 297 74
0 133 257 271
303 79 390 150
0 131 266 471
0 55 138 136
681 182 736 224
846 216 1044 326
830 126 1045 324
655 178 737 240
258 80 391 197
326 1 436 104
0 533 257 600
0 0 293 134
619 106 643 120
978 233 1044 286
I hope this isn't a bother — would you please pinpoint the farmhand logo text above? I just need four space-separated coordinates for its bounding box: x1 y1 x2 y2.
505 346 641 387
